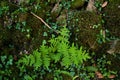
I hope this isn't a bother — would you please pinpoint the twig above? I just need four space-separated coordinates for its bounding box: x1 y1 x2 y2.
30 12 52 29
88 40 97 51
30 12 59 34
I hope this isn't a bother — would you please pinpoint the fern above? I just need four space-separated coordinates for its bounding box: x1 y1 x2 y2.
33 49 42 70
17 49 42 70
17 26 91 73
29 54 35 66
61 53 71 68
69 43 78 65
17 55 29 66
58 42 71 68
40 44 50 69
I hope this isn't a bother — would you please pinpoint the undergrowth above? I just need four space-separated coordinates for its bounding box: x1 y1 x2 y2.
17 26 91 79
0 27 117 80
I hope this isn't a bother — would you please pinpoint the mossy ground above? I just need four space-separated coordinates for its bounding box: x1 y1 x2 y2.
68 11 102 51
0 0 120 79
103 0 120 38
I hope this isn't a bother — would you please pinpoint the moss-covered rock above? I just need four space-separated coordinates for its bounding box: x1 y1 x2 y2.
49 0 56 4
0 1 52 54
103 0 120 38
68 11 103 51
71 0 85 9
101 0 120 76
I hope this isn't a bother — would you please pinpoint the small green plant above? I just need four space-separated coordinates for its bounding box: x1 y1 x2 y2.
0 55 13 79
0 6 9 17
17 26 91 79
94 0 102 11
97 29 112 44
96 55 117 78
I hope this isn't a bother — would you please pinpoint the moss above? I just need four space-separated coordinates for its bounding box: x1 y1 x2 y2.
0 19 4 47
102 0 120 75
14 2 52 52
103 0 120 38
49 0 56 4
68 11 102 51
0 1 7 7
0 1 52 54
71 0 85 9
26 14 45 52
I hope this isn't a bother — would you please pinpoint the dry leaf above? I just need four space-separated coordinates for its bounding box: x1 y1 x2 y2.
102 1 108 8
109 75 116 79
96 71 104 78
107 48 115 54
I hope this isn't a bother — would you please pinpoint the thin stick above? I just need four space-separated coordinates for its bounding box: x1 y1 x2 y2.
30 12 52 29
30 12 59 34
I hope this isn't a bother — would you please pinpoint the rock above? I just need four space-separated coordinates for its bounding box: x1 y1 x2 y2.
86 0 96 11
107 39 120 54
0 1 51 54
68 11 103 51
103 0 120 38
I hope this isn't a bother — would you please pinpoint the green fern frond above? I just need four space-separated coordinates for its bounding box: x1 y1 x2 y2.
52 53 62 63
77 47 90 64
69 43 78 65
42 55 50 69
59 26 70 38
33 50 42 70
49 38 58 47
29 54 35 66
61 53 71 68
22 55 30 65
40 44 50 69
17 26 91 76
57 42 69 53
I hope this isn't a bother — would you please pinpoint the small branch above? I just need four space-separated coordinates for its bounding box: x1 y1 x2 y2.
30 12 52 29
30 12 59 34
